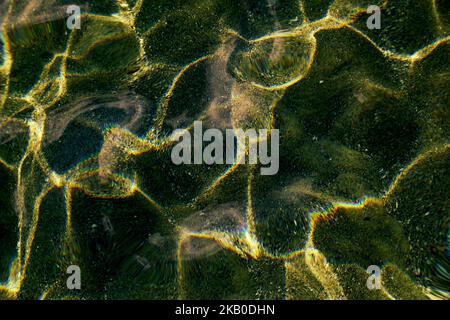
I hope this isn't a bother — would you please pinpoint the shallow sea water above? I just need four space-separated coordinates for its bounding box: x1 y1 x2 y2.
0 0 448 299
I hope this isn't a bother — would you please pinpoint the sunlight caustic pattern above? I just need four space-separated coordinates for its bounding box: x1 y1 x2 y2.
0 0 448 299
